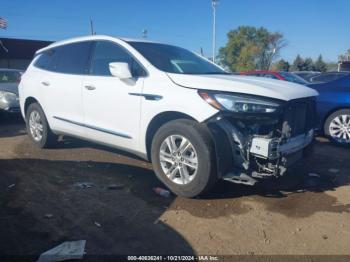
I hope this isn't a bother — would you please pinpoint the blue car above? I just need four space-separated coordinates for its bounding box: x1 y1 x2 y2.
307 74 350 145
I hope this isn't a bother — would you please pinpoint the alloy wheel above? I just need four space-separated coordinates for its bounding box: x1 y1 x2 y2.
159 134 198 185
29 110 44 142
329 114 350 143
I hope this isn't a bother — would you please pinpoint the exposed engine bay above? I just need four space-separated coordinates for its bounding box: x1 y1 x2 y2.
206 97 317 185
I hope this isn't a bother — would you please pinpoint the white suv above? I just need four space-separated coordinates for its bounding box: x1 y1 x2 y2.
19 35 318 197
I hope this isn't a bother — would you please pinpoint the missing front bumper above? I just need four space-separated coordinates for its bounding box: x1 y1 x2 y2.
250 129 314 159
206 114 315 186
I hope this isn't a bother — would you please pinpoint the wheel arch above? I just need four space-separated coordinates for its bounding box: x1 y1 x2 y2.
24 97 40 116
145 111 197 161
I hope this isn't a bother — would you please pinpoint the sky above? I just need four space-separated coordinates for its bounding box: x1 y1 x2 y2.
1 0 349 62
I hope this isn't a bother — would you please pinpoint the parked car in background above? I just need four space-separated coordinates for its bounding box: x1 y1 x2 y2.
19 35 318 197
0 68 22 114
240 70 309 85
309 71 350 83
293 71 321 82
307 75 350 145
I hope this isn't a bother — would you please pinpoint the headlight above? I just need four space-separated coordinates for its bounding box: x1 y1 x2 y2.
0 91 18 103
199 91 282 113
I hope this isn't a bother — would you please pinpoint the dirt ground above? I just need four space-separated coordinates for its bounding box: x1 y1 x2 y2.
0 115 350 260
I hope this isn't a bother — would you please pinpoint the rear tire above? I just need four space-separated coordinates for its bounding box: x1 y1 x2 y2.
151 119 217 198
324 109 350 146
25 103 57 148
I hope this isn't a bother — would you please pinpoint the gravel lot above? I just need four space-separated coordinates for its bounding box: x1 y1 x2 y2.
0 116 350 259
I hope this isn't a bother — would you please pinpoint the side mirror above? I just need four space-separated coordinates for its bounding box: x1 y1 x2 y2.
109 62 132 79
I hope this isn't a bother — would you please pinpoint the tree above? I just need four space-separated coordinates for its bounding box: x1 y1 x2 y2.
274 59 290 71
314 55 327 72
292 55 304 71
218 26 287 72
304 57 314 71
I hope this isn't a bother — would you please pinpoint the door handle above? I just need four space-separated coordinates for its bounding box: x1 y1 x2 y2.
41 81 50 86
84 85 96 91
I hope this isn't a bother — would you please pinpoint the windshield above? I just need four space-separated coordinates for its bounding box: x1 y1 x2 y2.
0 70 21 83
128 41 228 75
278 72 309 85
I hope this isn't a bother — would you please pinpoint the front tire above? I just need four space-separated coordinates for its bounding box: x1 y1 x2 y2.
324 109 350 146
151 119 217 198
25 103 57 148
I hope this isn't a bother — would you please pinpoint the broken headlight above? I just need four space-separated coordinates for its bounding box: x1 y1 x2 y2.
199 91 282 113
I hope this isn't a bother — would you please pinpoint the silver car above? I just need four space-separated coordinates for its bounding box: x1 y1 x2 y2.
0 68 22 113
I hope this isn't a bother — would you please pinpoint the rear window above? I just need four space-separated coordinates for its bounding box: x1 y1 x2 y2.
0 71 21 83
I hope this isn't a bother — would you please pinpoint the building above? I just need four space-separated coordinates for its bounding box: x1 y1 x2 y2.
0 38 52 70
338 60 350 72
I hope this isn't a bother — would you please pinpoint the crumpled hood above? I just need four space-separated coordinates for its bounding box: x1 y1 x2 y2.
167 73 318 101
0 83 19 95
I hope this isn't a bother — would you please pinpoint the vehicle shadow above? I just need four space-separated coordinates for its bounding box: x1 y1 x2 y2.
0 158 194 257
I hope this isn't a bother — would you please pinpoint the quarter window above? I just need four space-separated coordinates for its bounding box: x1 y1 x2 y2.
90 41 146 77
34 49 56 70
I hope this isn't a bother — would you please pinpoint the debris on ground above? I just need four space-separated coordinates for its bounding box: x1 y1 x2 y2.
7 183 15 188
94 222 101 228
308 173 320 178
322 234 328 240
44 214 54 219
153 187 170 198
37 240 86 262
328 168 340 174
73 182 94 189
107 184 124 190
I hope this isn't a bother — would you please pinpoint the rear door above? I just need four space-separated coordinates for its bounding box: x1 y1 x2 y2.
42 41 93 136
82 40 146 151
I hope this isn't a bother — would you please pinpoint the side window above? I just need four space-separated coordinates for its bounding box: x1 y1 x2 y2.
51 42 92 74
90 41 146 77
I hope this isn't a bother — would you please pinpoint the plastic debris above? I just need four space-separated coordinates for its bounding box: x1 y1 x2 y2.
107 184 124 190
153 187 171 198
328 168 340 174
44 214 54 219
308 173 320 178
73 182 94 189
37 240 86 262
7 184 15 188
94 221 101 228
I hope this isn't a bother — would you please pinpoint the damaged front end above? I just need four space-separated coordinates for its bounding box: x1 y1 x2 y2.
202 91 317 186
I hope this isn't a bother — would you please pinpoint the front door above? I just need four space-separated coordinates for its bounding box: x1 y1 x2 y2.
83 40 146 151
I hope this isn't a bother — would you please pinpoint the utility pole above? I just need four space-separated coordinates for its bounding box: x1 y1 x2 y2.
90 19 95 35
212 0 219 63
